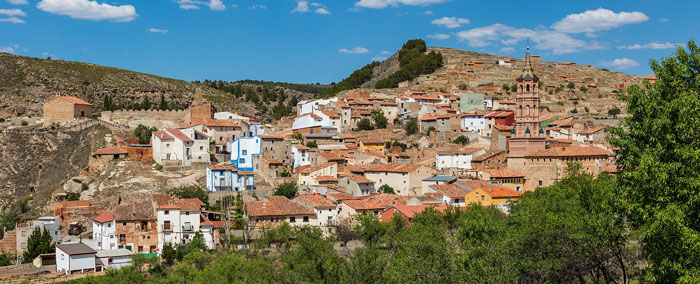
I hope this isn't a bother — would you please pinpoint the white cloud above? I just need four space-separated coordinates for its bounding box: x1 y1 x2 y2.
660 18 668 22
6 0 29 4
148 28 168 33
0 46 15 53
380 50 391 54
455 23 604 54
41 51 56 58
552 8 648 34
0 16 24 23
617 42 680 50
431 16 469 28
0 43 25 53
179 4 199 9
427 33 450 40
601 58 639 69
292 1 330 14
36 0 137 22
249 4 266 9
209 0 225 10
0 8 25 16
354 0 447 9
338 46 370 54
424 10 433 15
372 56 387 61
500 47 515 53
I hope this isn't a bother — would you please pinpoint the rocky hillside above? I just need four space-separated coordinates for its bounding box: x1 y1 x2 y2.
0 53 319 121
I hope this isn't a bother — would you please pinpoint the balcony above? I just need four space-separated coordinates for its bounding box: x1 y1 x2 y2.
182 224 194 232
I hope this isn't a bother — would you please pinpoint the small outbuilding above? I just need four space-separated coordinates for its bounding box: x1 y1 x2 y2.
95 249 134 271
92 147 129 160
56 242 97 275
43 96 93 127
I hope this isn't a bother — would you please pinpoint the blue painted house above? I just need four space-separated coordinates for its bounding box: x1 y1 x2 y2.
206 164 255 192
227 136 262 171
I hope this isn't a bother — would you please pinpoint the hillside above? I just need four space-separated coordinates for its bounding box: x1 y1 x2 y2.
0 53 318 122
358 46 641 116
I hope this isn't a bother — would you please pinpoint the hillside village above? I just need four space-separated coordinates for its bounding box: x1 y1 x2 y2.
0 46 660 281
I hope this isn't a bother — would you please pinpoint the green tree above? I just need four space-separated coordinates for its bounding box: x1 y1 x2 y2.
354 213 388 245
371 109 388 129
232 191 245 230
378 184 395 194
608 106 621 118
168 185 209 206
502 83 510 92
161 244 176 266
567 82 576 92
141 95 151 110
459 84 468 90
274 182 298 199
0 253 12 267
22 228 54 263
510 84 518 92
404 118 418 135
133 124 157 144
159 94 168 110
453 135 469 145
281 226 349 283
305 141 318 148
357 118 374 131
609 40 700 283
182 232 207 255
579 86 589 93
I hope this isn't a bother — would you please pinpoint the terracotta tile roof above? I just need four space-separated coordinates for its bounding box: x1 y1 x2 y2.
266 159 283 164
246 196 315 217
93 211 115 223
192 119 239 127
360 138 384 145
437 148 482 155
342 199 385 211
295 162 336 174
335 102 350 108
321 152 345 161
458 179 491 190
348 175 374 184
293 194 337 208
293 144 310 151
366 163 422 173
538 114 556 122
346 164 369 173
410 94 441 101
345 143 358 150
316 176 338 182
238 171 254 176
549 119 573 126
320 110 340 118
485 111 513 118
429 184 467 198
480 168 525 178
115 200 155 221
327 192 360 201
546 137 576 144
462 110 487 116
164 198 206 211
576 126 605 135
208 164 237 171
166 128 193 142
381 204 455 222
259 135 284 140
364 194 410 207
379 102 397 106
527 145 611 158
493 125 513 131
94 146 128 156
58 96 92 106
478 186 522 198
153 131 173 140
421 113 457 121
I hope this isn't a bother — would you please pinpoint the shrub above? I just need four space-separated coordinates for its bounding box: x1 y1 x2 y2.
21 120 28 126
404 118 418 135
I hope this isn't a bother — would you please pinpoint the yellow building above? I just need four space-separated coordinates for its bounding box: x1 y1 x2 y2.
465 185 522 206
359 138 386 153
478 168 526 192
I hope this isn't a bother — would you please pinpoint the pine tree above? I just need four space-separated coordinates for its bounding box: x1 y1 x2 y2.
22 228 54 263
159 94 168 110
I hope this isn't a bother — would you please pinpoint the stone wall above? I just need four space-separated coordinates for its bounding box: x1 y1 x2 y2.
0 230 16 254
100 110 187 128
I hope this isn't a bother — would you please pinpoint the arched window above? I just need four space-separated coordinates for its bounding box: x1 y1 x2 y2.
519 105 523 116
526 105 530 116
520 85 523 92
526 84 530 92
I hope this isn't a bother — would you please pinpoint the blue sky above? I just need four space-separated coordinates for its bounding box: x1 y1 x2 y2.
1 0 697 84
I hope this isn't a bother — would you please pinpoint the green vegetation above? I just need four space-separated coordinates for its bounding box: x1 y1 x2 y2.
385 140 407 151
356 118 373 131
0 253 13 266
233 79 330 95
168 185 209 206
134 124 157 144
20 120 27 126
371 109 388 129
579 86 589 93
305 141 318 148
453 135 469 145
274 182 298 199
567 81 576 92
608 106 621 118
376 39 443 88
570 108 578 113
404 118 418 135
609 40 700 283
22 228 55 263
378 184 395 194
321 61 380 98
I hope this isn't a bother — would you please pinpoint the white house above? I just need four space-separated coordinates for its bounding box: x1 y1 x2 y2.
248 118 265 137
297 98 338 115
291 144 311 168
574 126 605 144
92 211 116 251
156 198 217 251
484 96 493 109
497 60 512 67
292 111 339 133
56 243 97 275
227 136 262 171
205 164 255 191
293 194 339 227
95 249 133 270
424 184 467 207
461 111 486 136
435 148 486 170
152 128 210 167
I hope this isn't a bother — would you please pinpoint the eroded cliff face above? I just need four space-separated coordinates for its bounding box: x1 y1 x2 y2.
0 125 111 215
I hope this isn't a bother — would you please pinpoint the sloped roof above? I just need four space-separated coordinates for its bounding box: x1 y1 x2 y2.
115 200 155 221
295 162 336 174
246 196 315 217
293 194 336 208
57 243 96 255
437 148 482 155
576 126 605 135
321 152 345 161
365 163 422 173
153 131 173 140
348 175 374 184
58 96 92 106
191 119 239 128
480 168 525 178
94 147 128 156
93 211 115 223
166 128 193 142
429 184 467 198
478 186 523 198
527 145 611 158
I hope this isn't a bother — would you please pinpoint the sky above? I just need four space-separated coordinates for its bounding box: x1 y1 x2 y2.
1 0 698 84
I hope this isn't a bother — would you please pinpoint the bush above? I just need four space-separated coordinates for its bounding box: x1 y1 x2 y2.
305 141 318 148
154 164 163 171
274 183 298 199
21 120 28 126
357 118 373 131
571 108 578 113
453 135 469 145
379 184 395 194
376 39 443 88
404 118 418 135
134 124 157 144
169 185 209 206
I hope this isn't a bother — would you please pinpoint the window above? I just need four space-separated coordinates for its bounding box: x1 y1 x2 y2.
539 180 543 186
303 216 309 222
290 217 296 223
164 210 169 215
239 158 245 164
481 196 485 201
185 212 190 216
21 242 26 249
166 144 170 148
61 254 64 260
21 231 25 237
200 146 204 150
242 150 247 155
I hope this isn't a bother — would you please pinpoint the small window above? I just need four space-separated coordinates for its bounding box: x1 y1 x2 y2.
539 180 543 186
164 210 169 215
21 242 26 249
242 150 248 155
239 158 245 164
21 231 25 237
290 217 296 223
303 216 309 223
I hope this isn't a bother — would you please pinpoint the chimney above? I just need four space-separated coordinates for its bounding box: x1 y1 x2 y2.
488 184 492 192
261 203 266 209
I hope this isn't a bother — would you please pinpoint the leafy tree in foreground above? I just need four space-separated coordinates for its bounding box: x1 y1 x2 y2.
281 226 349 283
371 109 388 129
608 106 622 118
609 40 700 283
357 118 373 131
134 124 157 144
22 228 54 263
